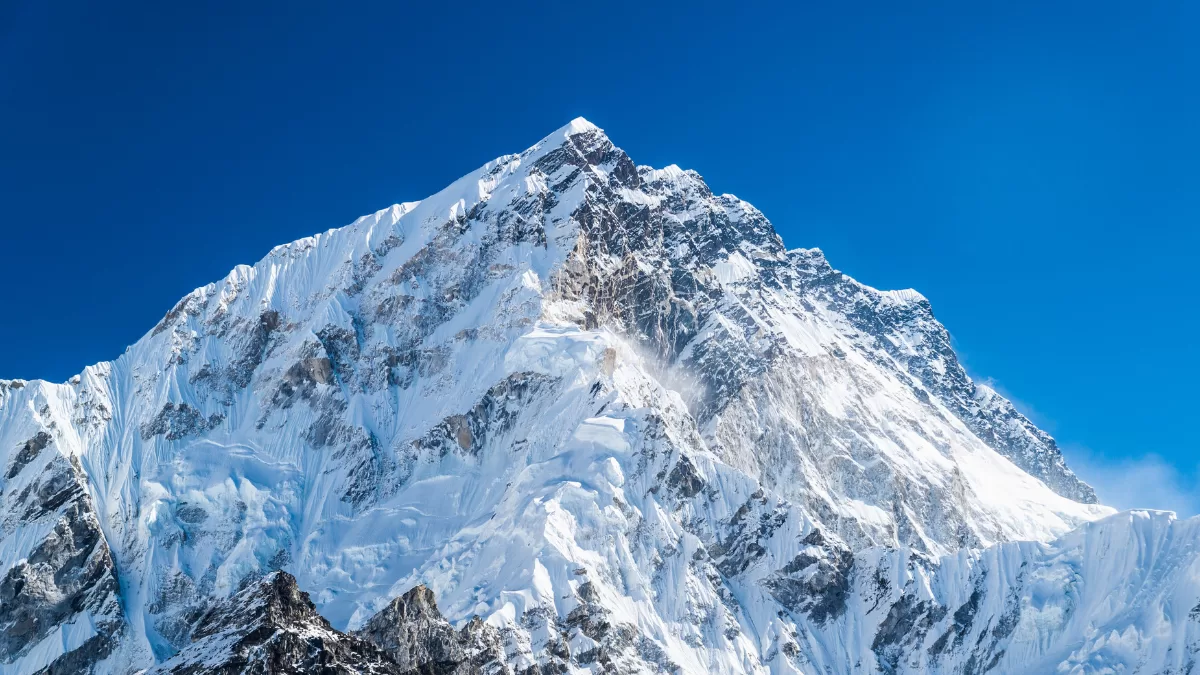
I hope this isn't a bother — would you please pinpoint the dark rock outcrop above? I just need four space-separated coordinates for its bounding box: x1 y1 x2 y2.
149 572 402 675
0 443 125 674
355 585 506 675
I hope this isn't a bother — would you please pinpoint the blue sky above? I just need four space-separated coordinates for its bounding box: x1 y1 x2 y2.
1 1 1196 512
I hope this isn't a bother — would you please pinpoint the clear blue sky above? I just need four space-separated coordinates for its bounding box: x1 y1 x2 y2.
2 1 1196 511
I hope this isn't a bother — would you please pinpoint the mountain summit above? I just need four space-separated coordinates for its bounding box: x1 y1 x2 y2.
2 120 1196 674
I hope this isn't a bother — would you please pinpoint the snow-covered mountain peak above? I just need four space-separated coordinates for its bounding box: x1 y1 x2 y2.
562 115 602 134
6 119 1188 675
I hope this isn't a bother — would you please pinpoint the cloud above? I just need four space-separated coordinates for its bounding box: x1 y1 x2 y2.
1065 445 1200 518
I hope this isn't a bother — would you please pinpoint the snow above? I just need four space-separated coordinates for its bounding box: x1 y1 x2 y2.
877 288 927 305
712 251 758 285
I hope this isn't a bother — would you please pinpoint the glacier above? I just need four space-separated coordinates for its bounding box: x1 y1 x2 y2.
1 118 1198 674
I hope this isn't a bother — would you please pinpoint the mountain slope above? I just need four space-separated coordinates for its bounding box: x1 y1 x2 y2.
0 381 142 674
2 118 1189 674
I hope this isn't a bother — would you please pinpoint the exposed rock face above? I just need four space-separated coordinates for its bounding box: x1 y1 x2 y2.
0 119 1191 674
0 424 130 674
148 572 400 674
354 585 506 675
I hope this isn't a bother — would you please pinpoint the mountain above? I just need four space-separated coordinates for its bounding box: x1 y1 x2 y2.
1 118 1195 674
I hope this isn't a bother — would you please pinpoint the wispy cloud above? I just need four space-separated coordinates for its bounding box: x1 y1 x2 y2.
973 375 1057 434
1065 445 1200 517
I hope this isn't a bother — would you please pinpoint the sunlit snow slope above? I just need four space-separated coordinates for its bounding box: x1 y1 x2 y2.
3 119 1196 675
